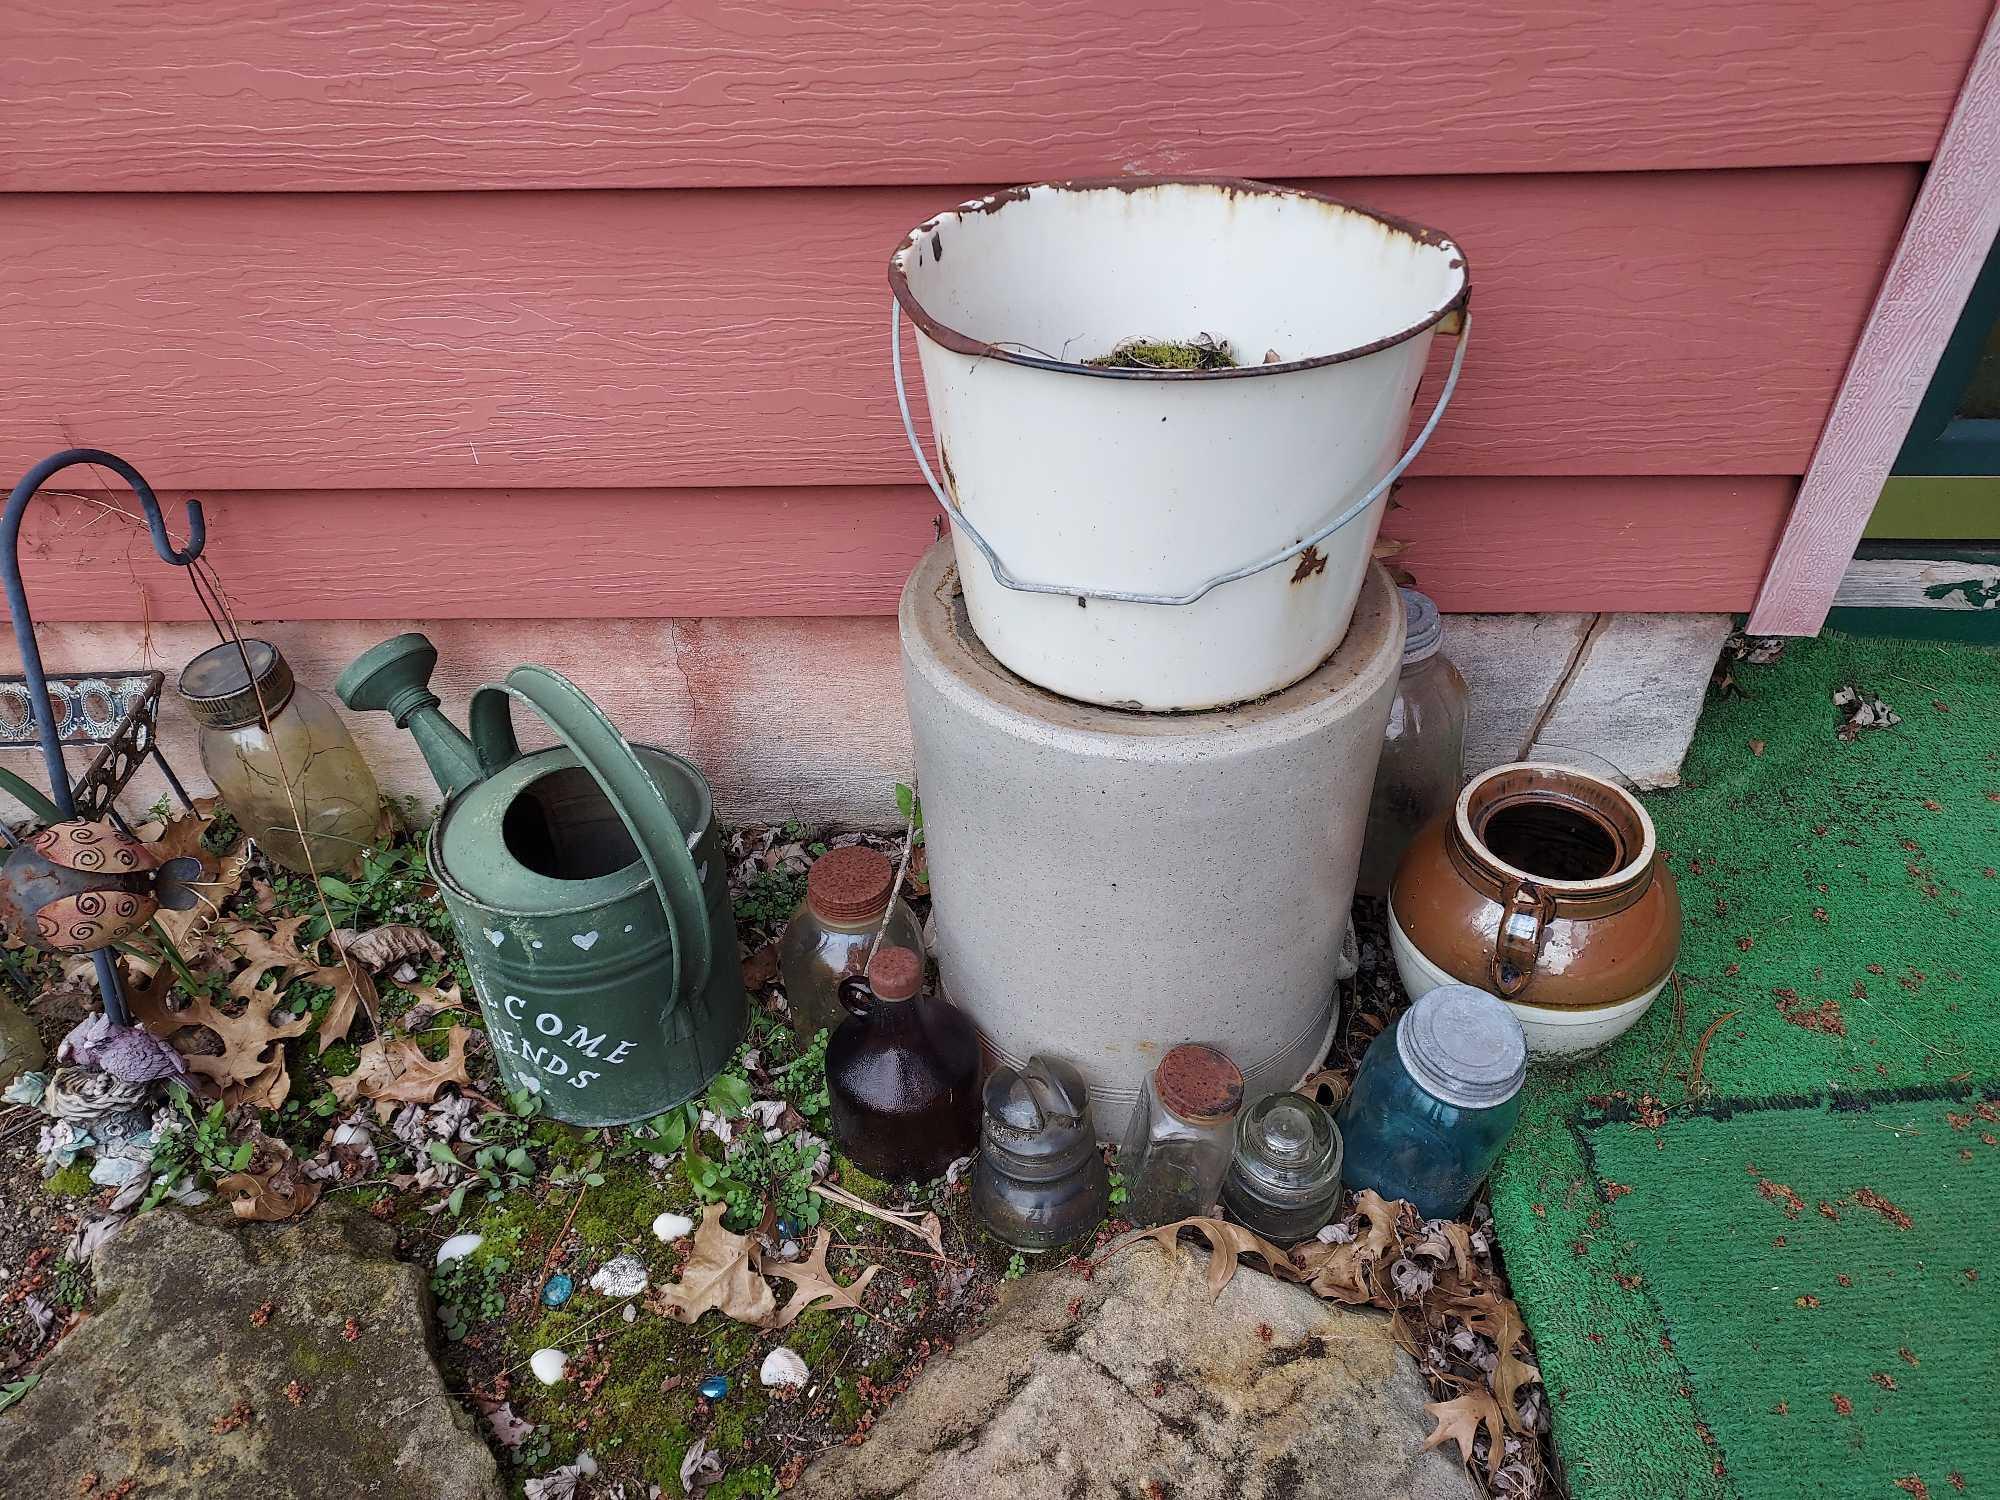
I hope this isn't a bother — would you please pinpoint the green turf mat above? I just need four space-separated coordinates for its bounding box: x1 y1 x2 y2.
1486 631 2000 1500
1584 1089 1997 1498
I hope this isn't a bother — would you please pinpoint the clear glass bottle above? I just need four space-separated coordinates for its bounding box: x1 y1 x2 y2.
1358 588 1468 899
179 640 380 876
827 946 981 1183
780 846 924 1037
1337 984 1526 1221
973 1054 1110 1253
1220 1090 1344 1243
1117 1044 1243 1225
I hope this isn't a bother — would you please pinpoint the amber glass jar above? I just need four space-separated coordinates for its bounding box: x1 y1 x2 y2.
780 846 924 1037
1357 589 1467 899
179 641 380 876
827 947 981 1182
1117 1044 1243 1226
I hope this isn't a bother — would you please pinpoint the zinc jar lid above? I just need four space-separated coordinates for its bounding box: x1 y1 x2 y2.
807 846 896 925
1400 588 1442 664
178 639 296 729
1397 984 1527 1109
1231 1091 1341 1194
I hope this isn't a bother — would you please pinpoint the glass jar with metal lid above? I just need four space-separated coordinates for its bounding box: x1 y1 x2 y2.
1220 1090 1344 1242
972 1054 1110 1252
1357 587 1468 899
1117 1043 1244 1226
1336 983 1526 1221
780 845 925 1037
178 639 381 876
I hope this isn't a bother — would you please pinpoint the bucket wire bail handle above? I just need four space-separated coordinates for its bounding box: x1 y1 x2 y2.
466 667 713 1001
892 299 1470 607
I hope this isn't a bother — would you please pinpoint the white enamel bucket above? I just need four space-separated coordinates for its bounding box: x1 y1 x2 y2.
890 177 1470 711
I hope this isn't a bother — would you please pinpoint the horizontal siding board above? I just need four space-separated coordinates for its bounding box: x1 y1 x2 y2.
0 168 1916 490
0 1 1986 190
5 476 1791 622
1384 475 1793 613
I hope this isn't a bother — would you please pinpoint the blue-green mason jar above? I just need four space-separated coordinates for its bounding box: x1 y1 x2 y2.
1337 984 1526 1220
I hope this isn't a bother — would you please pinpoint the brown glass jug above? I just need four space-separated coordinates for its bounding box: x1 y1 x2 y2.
827 946 981 1182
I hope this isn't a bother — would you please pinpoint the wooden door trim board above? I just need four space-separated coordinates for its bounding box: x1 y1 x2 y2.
1750 3 2000 635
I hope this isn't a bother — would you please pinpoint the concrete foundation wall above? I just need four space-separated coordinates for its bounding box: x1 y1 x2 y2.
0 611 1729 833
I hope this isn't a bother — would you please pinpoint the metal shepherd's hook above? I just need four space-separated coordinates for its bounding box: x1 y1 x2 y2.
3 448 205 1025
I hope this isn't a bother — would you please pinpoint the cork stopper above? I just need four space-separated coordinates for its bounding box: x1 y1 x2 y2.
806 846 896 925
1153 1043 1244 1124
178 639 297 730
866 946 924 1002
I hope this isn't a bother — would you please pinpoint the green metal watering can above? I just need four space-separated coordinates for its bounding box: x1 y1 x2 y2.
335 634 745 1126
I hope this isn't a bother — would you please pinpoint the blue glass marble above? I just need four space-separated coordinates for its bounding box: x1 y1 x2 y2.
776 1217 804 1241
698 1374 730 1401
540 1273 574 1307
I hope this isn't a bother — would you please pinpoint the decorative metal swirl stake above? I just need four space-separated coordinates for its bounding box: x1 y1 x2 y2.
3 449 206 1025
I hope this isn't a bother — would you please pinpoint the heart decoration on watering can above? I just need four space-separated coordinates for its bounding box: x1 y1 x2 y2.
336 634 746 1126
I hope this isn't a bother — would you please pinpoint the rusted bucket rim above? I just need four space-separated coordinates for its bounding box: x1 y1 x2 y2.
887 176 1470 381
1451 761 1659 897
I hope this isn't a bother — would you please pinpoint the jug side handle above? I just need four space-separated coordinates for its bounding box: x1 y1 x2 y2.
468 668 713 1002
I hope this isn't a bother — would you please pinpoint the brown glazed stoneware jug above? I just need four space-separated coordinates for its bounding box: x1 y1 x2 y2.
1387 763 1679 1061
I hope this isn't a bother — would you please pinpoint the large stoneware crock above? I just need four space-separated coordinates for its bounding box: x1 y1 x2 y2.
1388 763 1680 1061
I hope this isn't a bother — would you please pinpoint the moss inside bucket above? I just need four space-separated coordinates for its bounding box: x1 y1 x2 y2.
1083 333 1239 371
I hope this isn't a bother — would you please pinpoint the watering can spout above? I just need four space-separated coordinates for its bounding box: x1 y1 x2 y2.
335 632 485 800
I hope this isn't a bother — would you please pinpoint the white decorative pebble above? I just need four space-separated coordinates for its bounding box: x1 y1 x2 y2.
623 1304 638 1323
652 1211 695 1243
760 1347 809 1389
529 1348 569 1385
435 1233 483 1267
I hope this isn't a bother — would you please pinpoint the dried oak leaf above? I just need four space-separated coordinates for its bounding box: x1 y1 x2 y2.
1293 1190 1410 1303
1102 1217 1297 1299
221 915 321 1004
309 960 379 1053
217 1133 322 1222
766 1230 880 1327
401 980 469 1030
1423 1388 1507 1478
1454 1290 1543 1427
331 1024 472 1118
644 1204 777 1327
134 795 227 874
130 966 313 1110
335 924 444 973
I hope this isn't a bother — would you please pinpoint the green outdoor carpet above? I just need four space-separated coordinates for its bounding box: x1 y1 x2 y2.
1487 631 1999 1500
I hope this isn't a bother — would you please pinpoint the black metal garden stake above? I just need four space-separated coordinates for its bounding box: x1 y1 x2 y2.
2 449 207 1025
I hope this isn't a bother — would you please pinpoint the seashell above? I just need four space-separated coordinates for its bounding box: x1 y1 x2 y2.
759 1347 809 1388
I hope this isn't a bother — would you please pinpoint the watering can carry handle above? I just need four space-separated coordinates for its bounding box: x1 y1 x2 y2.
892 298 1470 607
466 667 713 1000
